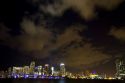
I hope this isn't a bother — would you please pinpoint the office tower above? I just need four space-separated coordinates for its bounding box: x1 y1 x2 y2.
60 63 66 76
0 71 5 78
23 66 30 74
116 58 125 79
12 67 24 78
37 66 42 75
51 67 54 75
7 67 12 78
8 67 12 75
12 67 16 75
29 61 35 74
44 64 49 76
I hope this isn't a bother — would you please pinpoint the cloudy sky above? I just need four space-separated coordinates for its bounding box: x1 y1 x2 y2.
0 0 125 76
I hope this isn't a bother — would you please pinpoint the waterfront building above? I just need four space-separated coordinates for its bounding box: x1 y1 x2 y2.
23 66 30 74
51 66 54 75
29 61 35 74
37 66 42 75
7 67 12 78
12 67 24 78
44 64 49 76
116 58 125 79
60 63 66 77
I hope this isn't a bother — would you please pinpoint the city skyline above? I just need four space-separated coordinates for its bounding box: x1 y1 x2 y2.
0 58 125 79
0 0 125 77
0 59 125 79
0 61 116 79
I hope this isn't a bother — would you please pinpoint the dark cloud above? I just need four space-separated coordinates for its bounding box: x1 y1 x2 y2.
0 18 112 69
0 19 53 58
13 19 53 58
63 43 111 69
40 0 123 20
55 26 84 47
0 18 84 58
0 24 10 41
109 27 125 41
0 0 125 74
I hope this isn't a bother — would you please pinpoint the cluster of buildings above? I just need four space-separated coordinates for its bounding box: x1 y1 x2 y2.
0 62 66 79
0 58 125 80
0 61 106 79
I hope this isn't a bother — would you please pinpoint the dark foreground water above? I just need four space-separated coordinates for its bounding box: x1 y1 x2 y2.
0 79 125 83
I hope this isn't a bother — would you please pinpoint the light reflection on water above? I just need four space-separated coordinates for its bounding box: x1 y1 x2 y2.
59 79 65 83
12 79 66 83
2 79 125 83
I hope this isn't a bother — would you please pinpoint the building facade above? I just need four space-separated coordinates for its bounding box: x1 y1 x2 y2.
60 63 66 76
116 58 125 79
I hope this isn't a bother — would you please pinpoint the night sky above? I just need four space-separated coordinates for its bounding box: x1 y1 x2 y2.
0 0 125 76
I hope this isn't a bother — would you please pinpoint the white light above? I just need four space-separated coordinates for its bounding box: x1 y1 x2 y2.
60 63 65 66
51 67 54 71
39 73 42 75
45 64 49 66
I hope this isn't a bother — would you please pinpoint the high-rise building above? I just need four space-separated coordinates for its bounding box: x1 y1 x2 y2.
51 67 54 75
116 58 125 79
29 61 35 74
60 63 66 76
7 67 12 78
37 66 42 75
12 67 24 78
23 66 30 74
44 64 49 76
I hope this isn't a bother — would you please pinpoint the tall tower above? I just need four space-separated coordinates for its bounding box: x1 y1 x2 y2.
29 61 35 74
51 67 54 75
37 66 42 75
8 67 12 78
23 66 30 74
60 63 66 76
116 58 125 79
44 64 49 76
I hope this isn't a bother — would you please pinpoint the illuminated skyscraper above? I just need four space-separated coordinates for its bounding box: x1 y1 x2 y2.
8 67 12 78
29 61 35 74
51 67 54 75
116 58 125 79
37 66 42 75
12 67 24 77
44 64 49 76
60 63 66 76
23 66 29 74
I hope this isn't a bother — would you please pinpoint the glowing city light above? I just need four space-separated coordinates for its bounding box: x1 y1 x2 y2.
45 64 49 66
0 61 124 80
51 67 54 71
60 63 65 66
